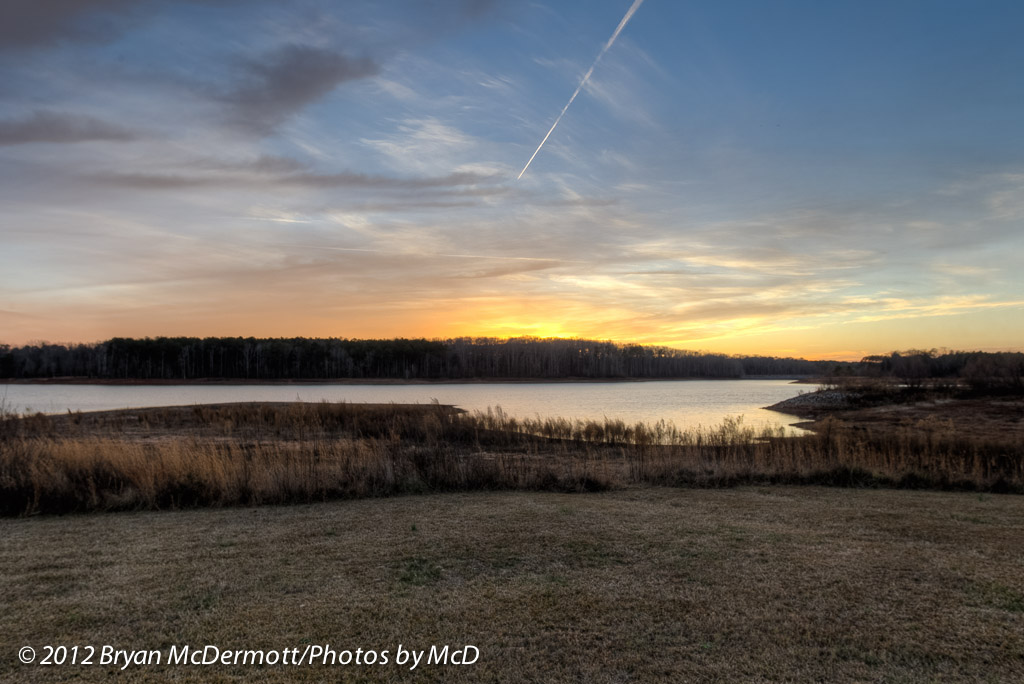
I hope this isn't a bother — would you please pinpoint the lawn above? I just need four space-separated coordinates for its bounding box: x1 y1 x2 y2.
3 486 1022 682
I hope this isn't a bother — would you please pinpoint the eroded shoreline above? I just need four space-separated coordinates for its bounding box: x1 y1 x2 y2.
766 386 1024 440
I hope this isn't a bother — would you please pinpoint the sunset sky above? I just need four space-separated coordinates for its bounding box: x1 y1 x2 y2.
1 0 1022 360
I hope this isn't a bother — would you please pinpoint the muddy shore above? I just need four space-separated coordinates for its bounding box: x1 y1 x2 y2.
767 388 1024 440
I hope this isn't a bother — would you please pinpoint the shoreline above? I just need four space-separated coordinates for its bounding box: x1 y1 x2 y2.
21 401 467 421
1 375 810 386
764 386 1024 440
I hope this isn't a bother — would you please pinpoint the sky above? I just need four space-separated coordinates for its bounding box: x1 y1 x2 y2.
1 0 1022 360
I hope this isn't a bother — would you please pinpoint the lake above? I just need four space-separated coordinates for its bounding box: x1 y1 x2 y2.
1 379 812 434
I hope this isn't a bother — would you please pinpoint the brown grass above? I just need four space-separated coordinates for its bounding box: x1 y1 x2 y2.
1 402 1021 516
2 487 1023 682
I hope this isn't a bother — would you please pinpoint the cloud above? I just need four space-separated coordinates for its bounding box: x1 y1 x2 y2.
0 0 252 52
0 110 137 145
361 118 478 175
280 169 493 189
0 0 139 51
986 173 1024 221
217 45 379 134
0 308 38 322
85 163 501 191
199 154 308 174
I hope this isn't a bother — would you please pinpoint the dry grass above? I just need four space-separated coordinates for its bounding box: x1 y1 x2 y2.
2 487 1022 682
2 402 1022 515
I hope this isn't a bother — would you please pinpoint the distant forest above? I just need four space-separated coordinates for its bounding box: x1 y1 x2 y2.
1 338 1019 385
859 350 1024 389
1 337 827 380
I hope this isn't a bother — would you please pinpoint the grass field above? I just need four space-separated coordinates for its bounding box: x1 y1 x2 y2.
3 486 1023 682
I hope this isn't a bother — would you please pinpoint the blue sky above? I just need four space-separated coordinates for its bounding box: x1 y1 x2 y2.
1 0 1022 358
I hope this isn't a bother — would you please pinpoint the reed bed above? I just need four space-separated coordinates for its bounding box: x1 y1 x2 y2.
1 402 1021 515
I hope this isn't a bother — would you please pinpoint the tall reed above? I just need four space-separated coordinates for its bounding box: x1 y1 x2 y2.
1 402 1020 515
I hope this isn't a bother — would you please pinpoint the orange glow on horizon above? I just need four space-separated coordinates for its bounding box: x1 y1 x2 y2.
3 293 1021 364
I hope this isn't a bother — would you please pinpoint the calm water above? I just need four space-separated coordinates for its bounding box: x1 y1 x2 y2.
1 379 810 434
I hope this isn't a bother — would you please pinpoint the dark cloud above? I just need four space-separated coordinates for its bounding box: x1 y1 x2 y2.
0 0 253 52
193 154 309 174
86 166 500 191
217 45 379 134
0 110 137 145
0 0 140 51
87 173 210 190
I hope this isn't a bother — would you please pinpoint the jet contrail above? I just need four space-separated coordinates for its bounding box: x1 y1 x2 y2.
517 0 645 180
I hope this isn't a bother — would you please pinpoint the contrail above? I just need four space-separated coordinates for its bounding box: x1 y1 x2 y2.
517 0 645 180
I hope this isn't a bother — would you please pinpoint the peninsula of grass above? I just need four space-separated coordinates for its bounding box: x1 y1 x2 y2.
1 399 1022 516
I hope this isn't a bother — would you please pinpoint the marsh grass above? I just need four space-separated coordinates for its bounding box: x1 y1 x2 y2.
1 402 1021 515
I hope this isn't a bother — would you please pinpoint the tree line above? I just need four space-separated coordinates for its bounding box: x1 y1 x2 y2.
858 350 1024 389
0 337 828 381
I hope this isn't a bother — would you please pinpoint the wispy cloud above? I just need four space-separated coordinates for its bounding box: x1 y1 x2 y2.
87 167 499 192
85 161 501 192
315 245 581 264
847 296 1024 323
360 118 498 176
0 110 137 145
986 173 1024 221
